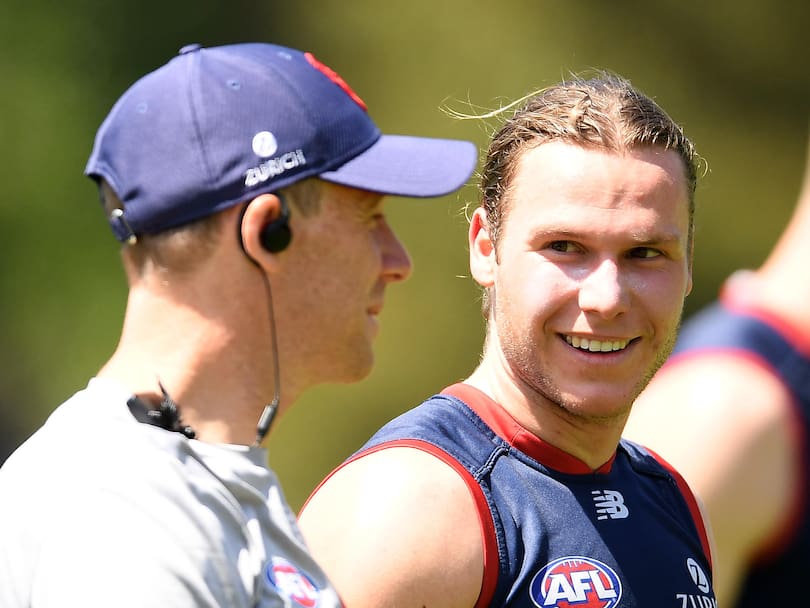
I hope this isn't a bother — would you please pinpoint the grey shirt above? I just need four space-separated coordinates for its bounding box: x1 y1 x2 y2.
0 378 342 607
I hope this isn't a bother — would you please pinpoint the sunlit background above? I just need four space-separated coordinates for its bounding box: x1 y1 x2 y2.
1 0 808 509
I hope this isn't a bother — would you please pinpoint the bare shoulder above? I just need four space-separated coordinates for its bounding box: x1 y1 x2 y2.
299 446 484 608
625 354 800 604
626 354 797 470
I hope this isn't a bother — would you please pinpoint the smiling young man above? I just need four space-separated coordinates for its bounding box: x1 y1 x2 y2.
298 73 717 607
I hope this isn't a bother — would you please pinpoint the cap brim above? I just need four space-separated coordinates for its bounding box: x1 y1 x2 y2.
319 134 478 198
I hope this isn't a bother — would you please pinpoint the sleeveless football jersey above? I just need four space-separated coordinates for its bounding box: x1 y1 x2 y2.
343 383 716 607
669 298 810 607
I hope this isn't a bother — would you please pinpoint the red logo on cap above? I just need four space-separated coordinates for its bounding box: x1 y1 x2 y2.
304 52 368 112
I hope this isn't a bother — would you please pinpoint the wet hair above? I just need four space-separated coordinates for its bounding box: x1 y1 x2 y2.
480 71 698 252
477 71 699 317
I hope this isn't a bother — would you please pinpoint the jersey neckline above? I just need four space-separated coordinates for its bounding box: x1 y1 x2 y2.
441 383 616 474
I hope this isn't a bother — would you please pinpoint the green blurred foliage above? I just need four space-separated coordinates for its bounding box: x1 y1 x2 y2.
1 0 808 509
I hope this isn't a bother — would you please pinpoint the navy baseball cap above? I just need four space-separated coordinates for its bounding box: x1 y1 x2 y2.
85 42 478 242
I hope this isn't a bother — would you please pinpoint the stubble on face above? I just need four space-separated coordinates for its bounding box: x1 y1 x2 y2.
494 296 684 426
486 143 692 428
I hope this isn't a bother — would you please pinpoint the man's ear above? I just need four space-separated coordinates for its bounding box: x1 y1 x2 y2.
239 193 289 267
686 231 694 297
469 207 496 288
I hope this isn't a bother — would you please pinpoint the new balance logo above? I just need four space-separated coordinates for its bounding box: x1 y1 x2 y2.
592 490 629 520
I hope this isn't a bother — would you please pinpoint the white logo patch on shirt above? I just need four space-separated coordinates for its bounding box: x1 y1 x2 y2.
592 490 629 520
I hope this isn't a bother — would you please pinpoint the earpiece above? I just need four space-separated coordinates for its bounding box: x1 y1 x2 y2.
259 194 292 253
233 194 286 444
238 193 293 256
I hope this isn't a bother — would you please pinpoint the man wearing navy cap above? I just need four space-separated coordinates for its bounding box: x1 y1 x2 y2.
0 42 476 607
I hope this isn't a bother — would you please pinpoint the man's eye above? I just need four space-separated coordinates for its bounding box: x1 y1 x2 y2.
549 241 577 253
630 247 661 259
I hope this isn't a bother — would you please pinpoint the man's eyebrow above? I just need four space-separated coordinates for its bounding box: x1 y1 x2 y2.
527 226 685 244
629 230 684 245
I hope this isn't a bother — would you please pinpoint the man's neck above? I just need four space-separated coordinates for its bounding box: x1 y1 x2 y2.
465 364 626 471
98 293 280 446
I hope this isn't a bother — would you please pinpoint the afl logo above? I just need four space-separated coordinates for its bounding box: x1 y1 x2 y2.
265 556 321 607
529 556 622 607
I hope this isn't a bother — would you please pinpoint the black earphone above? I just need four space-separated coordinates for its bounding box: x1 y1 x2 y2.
259 193 292 253
235 193 288 443
239 193 293 255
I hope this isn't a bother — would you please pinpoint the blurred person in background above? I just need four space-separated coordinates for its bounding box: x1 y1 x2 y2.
0 42 476 607
625 130 810 607
299 72 717 608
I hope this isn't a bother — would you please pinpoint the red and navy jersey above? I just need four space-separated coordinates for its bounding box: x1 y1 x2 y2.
669 298 810 607
348 383 716 607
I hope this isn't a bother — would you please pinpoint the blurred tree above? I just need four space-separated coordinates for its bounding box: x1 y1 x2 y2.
1 1 807 511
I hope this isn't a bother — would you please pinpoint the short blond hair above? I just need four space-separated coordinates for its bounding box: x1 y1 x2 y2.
99 178 324 280
99 181 222 279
